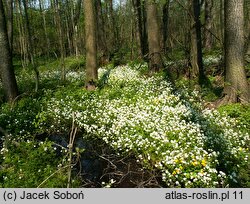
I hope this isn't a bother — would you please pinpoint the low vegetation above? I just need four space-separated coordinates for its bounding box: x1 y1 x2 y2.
0 58 249 187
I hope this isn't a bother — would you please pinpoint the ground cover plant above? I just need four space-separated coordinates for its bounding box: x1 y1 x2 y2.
0 59 249 188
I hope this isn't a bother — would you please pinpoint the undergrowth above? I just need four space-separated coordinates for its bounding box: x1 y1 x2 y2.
0 57 249 187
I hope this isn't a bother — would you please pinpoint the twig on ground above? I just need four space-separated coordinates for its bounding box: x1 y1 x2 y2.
67 112 78 188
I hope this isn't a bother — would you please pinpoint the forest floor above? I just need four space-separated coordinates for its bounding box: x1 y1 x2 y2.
0 56 249 188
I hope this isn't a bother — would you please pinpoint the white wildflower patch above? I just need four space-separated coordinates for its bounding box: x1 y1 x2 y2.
203 55 222 66
29 65 250 187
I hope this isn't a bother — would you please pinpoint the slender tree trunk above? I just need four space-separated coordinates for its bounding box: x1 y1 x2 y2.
38 0 50 58
54 0 66 81
65 0 74 56
15 0 27 67
108 0 118 52
204 0 213 50
97 0 108 58
22 0 32 63
84 0 98 90
162 0 170 54
73 0 82 56
146 0 162 72
130 14 135 60
0 0 18 102
219 0 250 104
69 0 77 57
142 0 148 59
65 16 73 56
22 0 39 91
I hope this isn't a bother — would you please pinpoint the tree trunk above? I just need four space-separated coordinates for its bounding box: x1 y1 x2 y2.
162 0 170 54
189 0 206 85
6 0 13 54
22 0 39 91
15 0 28 67
146 0 162 72
204 0 213 50
65 0 74 56
132 0 146 59
141 0 148 59
220 0 250 104
0 0 18 102
38 0 50 58
97 0 108 58
106 0 117 52
22 0 32 63
84 0 98 90
54 0 66 81
130 15 135 60
73 0 82 56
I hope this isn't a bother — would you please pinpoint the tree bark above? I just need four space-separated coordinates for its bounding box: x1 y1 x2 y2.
0 0 18 102
220 0 224 44
84 0 98 90
220 0 250 104
245 0 250 58
146 0 162 72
